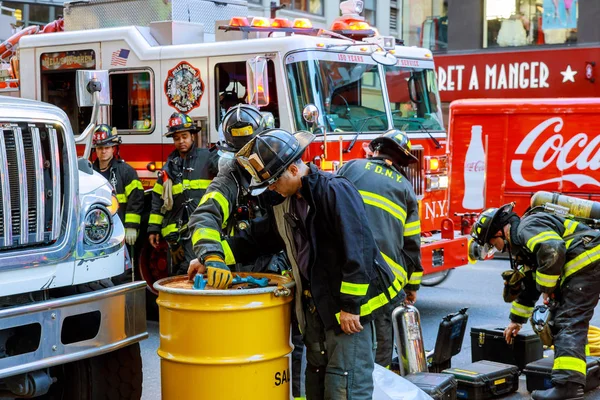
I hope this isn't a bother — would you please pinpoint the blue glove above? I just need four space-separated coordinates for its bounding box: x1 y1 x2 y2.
205 256 232 289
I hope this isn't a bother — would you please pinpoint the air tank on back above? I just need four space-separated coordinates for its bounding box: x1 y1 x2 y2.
530 191 600 221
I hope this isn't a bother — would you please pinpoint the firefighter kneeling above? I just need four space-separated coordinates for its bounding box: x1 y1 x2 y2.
471 203 600 400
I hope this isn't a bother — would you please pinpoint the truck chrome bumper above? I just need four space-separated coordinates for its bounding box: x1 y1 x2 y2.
0 281 148 380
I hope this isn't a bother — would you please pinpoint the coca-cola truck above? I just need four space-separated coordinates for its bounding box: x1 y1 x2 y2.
448 98 600 223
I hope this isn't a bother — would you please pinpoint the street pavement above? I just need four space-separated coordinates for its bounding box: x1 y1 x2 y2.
140 259 600 399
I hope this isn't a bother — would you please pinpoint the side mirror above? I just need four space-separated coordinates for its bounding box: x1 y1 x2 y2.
302 104 320 124
246 56 269 107
76 70 110 107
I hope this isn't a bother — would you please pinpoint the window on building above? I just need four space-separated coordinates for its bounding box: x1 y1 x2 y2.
401 0 448 51
280 0 323 15
484 0 577 48
110 70 154 134
40 50 96 135
214 60 280 129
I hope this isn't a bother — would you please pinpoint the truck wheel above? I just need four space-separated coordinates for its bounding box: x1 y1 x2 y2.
45 343 143 400
420 269 453 287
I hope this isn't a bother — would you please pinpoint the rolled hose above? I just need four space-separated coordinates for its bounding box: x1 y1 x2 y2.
588 325 600 356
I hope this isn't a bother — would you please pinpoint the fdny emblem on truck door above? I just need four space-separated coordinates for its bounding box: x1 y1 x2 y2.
164 61 205 113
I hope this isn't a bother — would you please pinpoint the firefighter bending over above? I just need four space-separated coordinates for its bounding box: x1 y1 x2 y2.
338 129 423 368
187 104 274 288
92 125 144 247
148 112 217 276
472 204 600 400
187 105 304 398
189 129 403 399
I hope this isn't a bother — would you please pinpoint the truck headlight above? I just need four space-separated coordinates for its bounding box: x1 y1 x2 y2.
83 205 113 245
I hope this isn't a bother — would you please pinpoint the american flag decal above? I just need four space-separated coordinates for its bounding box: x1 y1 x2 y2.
111 49 130 66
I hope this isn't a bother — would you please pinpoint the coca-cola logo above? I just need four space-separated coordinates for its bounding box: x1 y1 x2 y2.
510 117 600 188
465 161 485 172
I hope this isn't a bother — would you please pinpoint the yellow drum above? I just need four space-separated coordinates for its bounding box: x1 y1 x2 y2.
154 273 295 400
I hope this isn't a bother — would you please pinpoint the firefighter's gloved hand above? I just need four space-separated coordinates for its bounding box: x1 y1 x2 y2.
205 256 232 289
125 228 138 246
169 244 185 265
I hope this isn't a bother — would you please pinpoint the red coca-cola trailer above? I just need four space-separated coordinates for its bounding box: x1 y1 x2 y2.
447 98 600 222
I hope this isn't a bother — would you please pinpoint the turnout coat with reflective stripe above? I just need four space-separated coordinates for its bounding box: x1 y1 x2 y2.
148 145 216 237
508 213 600 323
338 158 423 291
228 164 402 333
188 158 250 264
92 157 144 230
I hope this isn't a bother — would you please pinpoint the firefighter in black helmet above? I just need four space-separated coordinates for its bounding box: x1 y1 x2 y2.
338 129 422 368
472 204 600 400
92 124 144 247
189 128 404 400
189 104 305 396
148 112 217 276
187 104 277 289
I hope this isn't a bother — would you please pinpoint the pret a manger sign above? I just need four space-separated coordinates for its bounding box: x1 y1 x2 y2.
509 117 600 190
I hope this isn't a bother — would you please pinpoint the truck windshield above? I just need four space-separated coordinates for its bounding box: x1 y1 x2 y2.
384 65 444 131
286 51 388 133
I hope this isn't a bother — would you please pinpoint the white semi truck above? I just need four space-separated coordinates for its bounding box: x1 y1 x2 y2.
0 71 146 399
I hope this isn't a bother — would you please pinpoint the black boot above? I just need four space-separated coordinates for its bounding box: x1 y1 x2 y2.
531 382 584 400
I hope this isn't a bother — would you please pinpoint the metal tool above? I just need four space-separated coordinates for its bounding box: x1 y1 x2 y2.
231 275 269 288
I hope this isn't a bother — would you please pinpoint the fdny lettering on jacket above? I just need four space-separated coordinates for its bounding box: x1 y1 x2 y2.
364 161 403 182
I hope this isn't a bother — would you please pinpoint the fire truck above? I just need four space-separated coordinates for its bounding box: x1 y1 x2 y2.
2 0 469 288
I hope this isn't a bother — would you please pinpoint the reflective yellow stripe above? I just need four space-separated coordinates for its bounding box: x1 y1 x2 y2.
511 302 534 319
116 194 127 203
192 227 222 245
553 356 587 375
536 271 560 288
125 213 141 224
526 231 562 252
335 281 400 323
564 243 600 279
359 190 407 224
172 183 183 195
408 271 423 285
149 213 164 225
125 179 144 197
563 219 580 237
222 240 236 265
161 223 178 237
200 191 230 228
153 183 163 195
566 239 574 249
586 345 591 356
404 220 421 236
340 281 369 296
185 179 212 190
380 252 407 286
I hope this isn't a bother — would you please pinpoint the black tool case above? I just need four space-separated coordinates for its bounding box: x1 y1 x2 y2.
443 360 519 399
523 355 600 392
429 308 469 372
405 372 458 400
471 325 543 370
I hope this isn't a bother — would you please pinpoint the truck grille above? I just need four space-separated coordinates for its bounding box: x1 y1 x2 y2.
403 148 423 198
0 124 64 249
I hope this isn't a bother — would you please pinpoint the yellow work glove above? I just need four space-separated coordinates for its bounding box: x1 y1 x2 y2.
205 256 232 289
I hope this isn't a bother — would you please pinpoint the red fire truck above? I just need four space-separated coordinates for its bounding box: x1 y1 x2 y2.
1 0 470 288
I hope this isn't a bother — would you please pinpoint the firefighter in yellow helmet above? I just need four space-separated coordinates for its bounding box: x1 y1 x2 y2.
338 129 422 368
148 112 217 276
92 124 144 247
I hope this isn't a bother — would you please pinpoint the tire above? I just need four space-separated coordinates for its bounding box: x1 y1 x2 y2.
420 269 453 287
44 343 143 400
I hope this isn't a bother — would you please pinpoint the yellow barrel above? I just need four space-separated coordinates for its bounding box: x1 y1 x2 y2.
154 273 295 400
